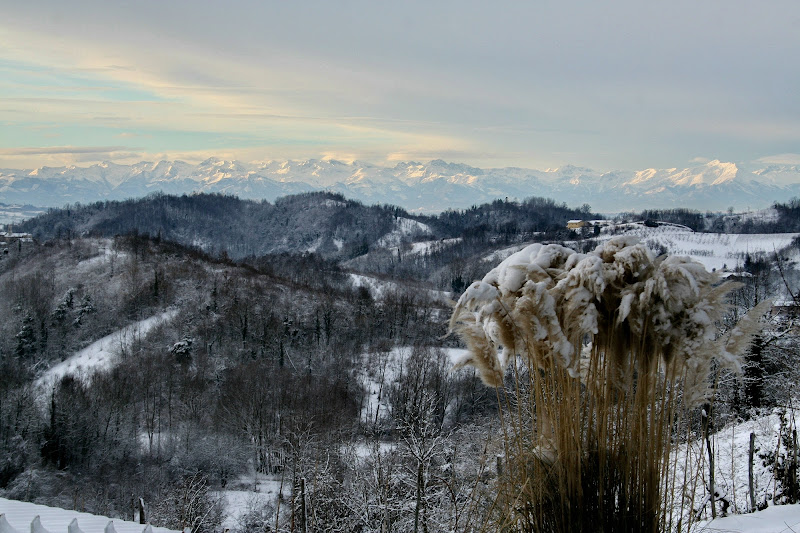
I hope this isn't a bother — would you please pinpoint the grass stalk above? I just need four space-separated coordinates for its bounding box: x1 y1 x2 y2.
450 238 767 532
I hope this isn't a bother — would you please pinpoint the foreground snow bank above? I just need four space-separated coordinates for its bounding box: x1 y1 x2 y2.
0 498 177 533
699 503 800 532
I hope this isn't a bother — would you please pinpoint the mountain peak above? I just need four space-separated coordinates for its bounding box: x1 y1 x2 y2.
1 158 798 214
708 160 739 185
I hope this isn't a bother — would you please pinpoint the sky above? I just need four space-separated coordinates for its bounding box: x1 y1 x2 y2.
1 0 799 171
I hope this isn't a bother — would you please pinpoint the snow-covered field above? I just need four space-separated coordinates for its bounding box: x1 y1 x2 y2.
484 223 800 274
35 309 179 391
699 503 800 532
482 243 529 264
0 498 177 533
604 223 800 272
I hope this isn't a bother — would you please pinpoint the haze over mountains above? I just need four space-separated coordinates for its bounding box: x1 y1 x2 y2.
2 158 799 213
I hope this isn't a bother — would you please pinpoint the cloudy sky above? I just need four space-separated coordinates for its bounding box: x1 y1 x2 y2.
1 0 799 171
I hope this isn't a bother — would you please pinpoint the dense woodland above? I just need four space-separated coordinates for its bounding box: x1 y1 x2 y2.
2 192 800 532
0 233 496 532
18 193 594 259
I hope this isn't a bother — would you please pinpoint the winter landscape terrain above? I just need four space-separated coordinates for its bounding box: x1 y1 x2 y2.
4 0 800 528
2 189 800 532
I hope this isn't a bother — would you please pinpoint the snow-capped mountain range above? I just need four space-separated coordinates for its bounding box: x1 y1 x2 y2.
1 158 799 213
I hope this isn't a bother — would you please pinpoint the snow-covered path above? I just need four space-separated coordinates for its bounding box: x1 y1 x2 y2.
35 309 178 390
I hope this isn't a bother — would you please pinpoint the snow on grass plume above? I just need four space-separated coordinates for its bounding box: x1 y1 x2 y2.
449 236 769 532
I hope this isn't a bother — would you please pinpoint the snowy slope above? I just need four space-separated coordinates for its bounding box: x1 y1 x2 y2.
375 217 432 247
407 237 462 255
685 409 800 530
35 309 178 391
348 273 452 303
0 498 177 533
359 346 469 426
699 504 800 532
598 223 800 272
485 223 800 273
673 409 800 521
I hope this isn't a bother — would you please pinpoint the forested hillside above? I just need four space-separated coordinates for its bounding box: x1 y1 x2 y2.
3 193 800 531
0 232 497 530
18 192 595 261
17 192 401 259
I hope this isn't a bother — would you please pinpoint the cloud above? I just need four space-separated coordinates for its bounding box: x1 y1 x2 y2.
320 152 359 164
75 64 137 73
74 151 143 163
757 154 800 165
386 149 524 164
0 146 132 156
115 132 151 139
2 1 799 171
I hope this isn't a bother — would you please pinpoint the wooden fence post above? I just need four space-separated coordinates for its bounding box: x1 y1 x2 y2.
749 432 756 512
300 477 307 533
138 498 147 524
703 407 716 519
793 429 798 503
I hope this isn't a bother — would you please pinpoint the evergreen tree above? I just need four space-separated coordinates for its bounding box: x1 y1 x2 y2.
14 313 36 358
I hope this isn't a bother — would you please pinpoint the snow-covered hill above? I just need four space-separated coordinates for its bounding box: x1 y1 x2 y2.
486 222 800 274
375 216 433 248
601 223 800 272
2 158 798 213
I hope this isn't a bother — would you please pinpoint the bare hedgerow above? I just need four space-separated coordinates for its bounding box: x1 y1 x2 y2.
450 236 769 532
150 472 224 533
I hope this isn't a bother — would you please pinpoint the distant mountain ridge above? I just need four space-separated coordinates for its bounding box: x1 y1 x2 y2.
2 158 799 212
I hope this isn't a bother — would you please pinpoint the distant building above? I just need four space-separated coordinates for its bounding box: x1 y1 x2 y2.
567 219 588 229
0 224 33 247
567 219 609 230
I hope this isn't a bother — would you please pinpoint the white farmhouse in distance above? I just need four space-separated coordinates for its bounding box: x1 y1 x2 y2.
566 219 610 230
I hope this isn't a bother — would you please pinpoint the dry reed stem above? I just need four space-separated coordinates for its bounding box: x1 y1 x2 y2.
450 238 768 532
